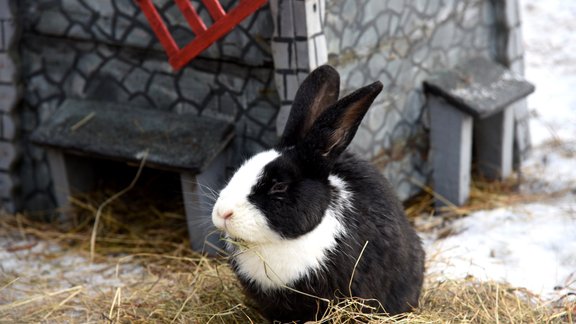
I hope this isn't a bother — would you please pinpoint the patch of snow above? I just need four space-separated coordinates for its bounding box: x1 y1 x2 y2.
521 141 576 193
0 236 145 303
522 0 576 146
427 200 576 300
426 0 576 303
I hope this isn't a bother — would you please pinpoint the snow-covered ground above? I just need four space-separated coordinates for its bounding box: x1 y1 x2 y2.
0 239 145 304
522 0 576 146
426 0 576 302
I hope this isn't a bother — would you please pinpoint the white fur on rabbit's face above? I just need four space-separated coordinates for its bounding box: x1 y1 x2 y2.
212 149 283 243
212 149 352 290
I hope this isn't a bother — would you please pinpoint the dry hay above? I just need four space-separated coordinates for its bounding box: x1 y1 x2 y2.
404 171 575 229
0 181 574 323
0 192 263 323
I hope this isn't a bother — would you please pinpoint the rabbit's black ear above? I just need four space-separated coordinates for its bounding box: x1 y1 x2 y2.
302 81 383 164
279 65 340 148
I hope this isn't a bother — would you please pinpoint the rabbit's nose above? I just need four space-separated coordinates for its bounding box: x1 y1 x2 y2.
220 210 234 220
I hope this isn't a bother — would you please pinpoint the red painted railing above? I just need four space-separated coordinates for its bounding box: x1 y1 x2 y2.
136 0 268 70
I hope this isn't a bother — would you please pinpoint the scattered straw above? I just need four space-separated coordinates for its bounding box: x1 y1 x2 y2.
406 172 572 224
70 111 95 131
90 150 148 262
348 241 369 297
0 169 574 323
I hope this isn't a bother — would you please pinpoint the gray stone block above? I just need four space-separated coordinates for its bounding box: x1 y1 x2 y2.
415 1 427 13
1 113 16 140
424 54 533 206
20 108 37 133
431 20 455 50
275 104 291 136
46 150 72 213
272 42 294 70
366 101 385 131
461 3 480 29
474 106 514 179
423 57 534 118
429 96 472 207
276 0 296 38
45 152 102 216
31 99 235 173
19 157 35 194
304 0 323 36
173 101 199 116
35 160 52 191
77 52 104 77
473 27 490 49
509 57 525 76
363 1 386 22
507 26 524 60
425 1 440 16
178 68 212 103
0 21 7 52
283 73 300 102
482 0 496 26
292 0 308 37
24 191 56 215
0 84 18 113
182 148 229 255
0 141 17 169
412 44 429 64
505 0 521 28
340 0 358 23
0 0 13 19
0 53 16 82
388 14 400 34
387 0 404 14
28 75 60 103
36 10 70 35
0 172 15 198
512 99 531 166
147 73 180 109
404 90 425 123
436 1 453 24
313 35 328 67
65 71 87 96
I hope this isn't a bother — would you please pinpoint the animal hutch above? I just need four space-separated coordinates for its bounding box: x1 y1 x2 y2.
0 0 532 251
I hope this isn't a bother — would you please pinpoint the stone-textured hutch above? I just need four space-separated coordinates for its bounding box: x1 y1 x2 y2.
0 0 530 244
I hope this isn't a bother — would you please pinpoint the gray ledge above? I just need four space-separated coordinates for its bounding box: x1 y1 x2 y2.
30 99 235 174
423 57 534 118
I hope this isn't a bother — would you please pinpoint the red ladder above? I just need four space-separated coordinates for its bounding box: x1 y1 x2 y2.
137 0 268 70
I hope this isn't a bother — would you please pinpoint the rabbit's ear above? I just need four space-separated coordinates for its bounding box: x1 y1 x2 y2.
301 81 383 165
279 65 340 148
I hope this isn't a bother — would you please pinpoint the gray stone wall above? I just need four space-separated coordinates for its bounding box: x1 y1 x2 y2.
0 0 20 213
16 0 279 213
324 0 498 200
1 0 528 212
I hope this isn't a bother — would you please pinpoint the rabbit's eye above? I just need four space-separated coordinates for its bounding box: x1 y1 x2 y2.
269 182 289 195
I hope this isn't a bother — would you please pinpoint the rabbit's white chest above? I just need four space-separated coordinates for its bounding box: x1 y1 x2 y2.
226 174 353 291
233 208 346 291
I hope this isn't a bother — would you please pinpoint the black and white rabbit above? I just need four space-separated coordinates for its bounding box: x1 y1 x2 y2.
211 65 425 322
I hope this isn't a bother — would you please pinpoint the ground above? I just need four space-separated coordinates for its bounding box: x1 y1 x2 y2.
1 0 576 322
